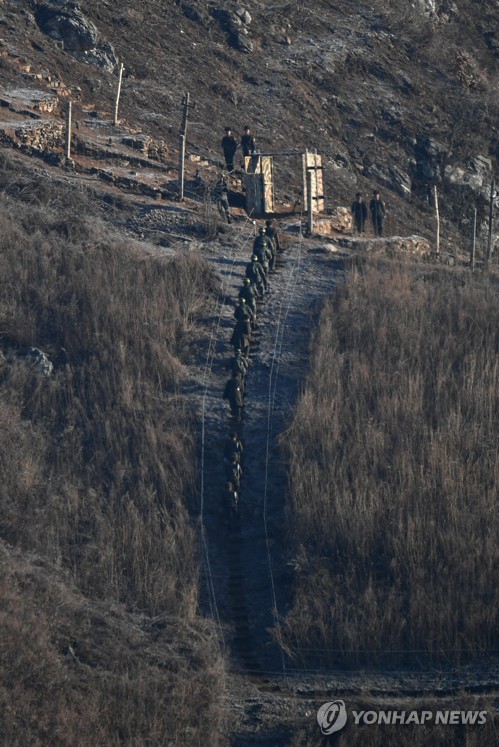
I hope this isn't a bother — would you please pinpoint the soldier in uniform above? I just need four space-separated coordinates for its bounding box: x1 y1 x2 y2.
230 318 252 355
245 255 267 296
230 348 249 378
239 278 258 324
235 297 255 329
253 228 272 275
224 480 239 525
213 173 232 224
224 431 244 463
223 373 244 420
265 219 282 254
226 453 243 488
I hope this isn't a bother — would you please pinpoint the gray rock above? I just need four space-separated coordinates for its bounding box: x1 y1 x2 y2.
21 347 54 376
363 158 412 198
233 29 254 53
234 7 252 25
35 2 117 71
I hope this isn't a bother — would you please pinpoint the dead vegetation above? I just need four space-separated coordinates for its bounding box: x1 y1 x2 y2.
281 257 499 669
0 155 226 744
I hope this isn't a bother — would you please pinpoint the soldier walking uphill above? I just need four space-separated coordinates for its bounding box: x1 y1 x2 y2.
213 173 232 224
239 278 258 325
230 347 249 379
234 297 255 329
253 227 274 274
231 317 252 356
265 219 282 254
224 480 239 525
245 255 267 297
223 373 244 421
224 431 244 464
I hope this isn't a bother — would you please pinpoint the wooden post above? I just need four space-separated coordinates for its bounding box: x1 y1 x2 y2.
433 185 440 257
113 63 124 126
470 206 477 270
307 169 314 236
65 101 72 159
178 92 190 200
179 134 186 201
485 179 495 269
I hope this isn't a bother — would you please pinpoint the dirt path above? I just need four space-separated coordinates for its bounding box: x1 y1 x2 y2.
183 221 499 744
190 223 338 655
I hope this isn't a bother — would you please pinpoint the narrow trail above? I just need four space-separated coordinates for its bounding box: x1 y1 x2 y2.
193 223 339 663
186 222 499 742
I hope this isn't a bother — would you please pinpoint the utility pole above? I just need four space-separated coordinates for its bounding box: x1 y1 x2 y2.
485 179 495 269
178 92 190 200
433 185 440 257
65 100 72 160
470 206 477 270
113 63 124 126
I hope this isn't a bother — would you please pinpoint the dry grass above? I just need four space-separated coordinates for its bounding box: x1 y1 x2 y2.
0 542 226 747
281 258 499 668
0 157 226 743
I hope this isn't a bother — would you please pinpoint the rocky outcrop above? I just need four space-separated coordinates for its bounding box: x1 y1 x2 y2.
35 1 118 71
335 234 432 256
0 121 64 152
212 5 254 53
363 156 412 198
314 207 352 235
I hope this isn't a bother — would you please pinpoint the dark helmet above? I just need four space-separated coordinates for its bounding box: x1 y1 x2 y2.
243 278 251 285
258 227 266 235
251 254 258 261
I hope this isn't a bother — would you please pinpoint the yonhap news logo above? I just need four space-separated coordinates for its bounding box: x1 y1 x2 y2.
317 701 488 733
317 700 348 734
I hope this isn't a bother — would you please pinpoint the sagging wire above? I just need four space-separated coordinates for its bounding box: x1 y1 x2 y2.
261 215 306 676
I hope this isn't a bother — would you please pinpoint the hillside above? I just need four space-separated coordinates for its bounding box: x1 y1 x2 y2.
1 0 498 247
1 0 498 745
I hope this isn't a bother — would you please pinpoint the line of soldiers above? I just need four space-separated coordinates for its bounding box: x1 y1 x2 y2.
221 220 282 521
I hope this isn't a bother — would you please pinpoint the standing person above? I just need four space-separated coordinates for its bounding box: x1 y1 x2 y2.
240 126 256 158
213 173 232 224
221 127 238 173
351 192 368 234
369 190 386 237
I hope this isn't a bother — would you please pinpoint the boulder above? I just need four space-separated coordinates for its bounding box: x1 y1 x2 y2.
314 207 352 235
35 2 118 71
